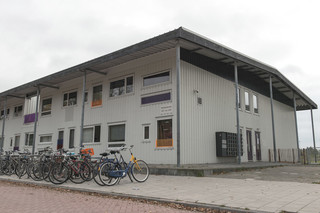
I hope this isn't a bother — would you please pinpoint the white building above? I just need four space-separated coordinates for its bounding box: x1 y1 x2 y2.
0 27 317 165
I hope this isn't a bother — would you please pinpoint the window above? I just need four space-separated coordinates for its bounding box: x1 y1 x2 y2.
144 126 150 140
237 88 241 109
141 92 171 105
109 76 133 97
156 119 173 147
143 71 170 87
92 85 102 107
109 124 125 142
14 105 23 117
84 91 88 103
69 129 75 148
41 98 52 116
253 94 258 113
40 135 52 143
63 91 77 106
245 91 250 111
1 108 10 119
25 133 34 146
83 125 101 143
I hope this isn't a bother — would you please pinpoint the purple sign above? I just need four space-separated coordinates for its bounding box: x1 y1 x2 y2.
24 113 38 124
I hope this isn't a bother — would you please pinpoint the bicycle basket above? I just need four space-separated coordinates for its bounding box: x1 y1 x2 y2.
81 148 94 156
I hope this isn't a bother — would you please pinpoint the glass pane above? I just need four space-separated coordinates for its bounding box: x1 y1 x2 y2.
237 88 241 108
157 119 172 139
42 98 52 112
144 126 149 140
68 92 77 106
110 79 125 97
14 136 20 147
253 95 258 113
40 135 52 142
126 76 133 93
92 85 102 106
245 92 250 111
29 134 34 146
69 129 75 148
94 125 101 142
83 127 93 143
109 124 125 142
63 93 68 106
143 72 170 86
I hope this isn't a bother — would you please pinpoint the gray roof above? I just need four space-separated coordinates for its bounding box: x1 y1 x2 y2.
0 27 316 110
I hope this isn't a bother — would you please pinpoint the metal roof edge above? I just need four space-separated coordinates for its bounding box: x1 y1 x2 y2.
177 27 317 109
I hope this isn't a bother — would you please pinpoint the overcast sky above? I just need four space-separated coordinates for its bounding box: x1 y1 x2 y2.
0 0 319 148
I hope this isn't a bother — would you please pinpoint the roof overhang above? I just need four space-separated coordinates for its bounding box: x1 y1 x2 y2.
0 27 316 110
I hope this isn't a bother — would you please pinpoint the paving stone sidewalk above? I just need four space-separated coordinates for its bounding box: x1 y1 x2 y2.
1 173 320 213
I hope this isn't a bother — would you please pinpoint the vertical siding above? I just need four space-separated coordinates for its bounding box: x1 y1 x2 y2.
0 48 178 164
180 61 297 164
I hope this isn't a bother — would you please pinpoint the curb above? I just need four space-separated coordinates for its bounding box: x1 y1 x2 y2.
0 177 270 213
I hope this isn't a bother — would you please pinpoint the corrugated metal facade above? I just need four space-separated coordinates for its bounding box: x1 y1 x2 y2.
0 47 297 165
180 61 296 164
0 49 177 164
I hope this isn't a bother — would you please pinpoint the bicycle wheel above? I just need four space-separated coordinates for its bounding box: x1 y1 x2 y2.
131 160 149 182
93 163 105 186
15 162 27 178
50 163 70 184
30 162 43 181
70 161 90 184
99 162 119 186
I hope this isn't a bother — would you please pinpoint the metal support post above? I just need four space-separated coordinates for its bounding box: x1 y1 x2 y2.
32 86 40 155
269 76 277 162
310 107 317 163
293 93 300 162
80 71 87 147
1 96 7 151
234 62 241 164
176 43 181 167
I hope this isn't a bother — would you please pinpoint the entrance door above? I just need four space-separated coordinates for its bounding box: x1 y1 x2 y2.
246 130 253 161
57 130 64 150
255 132 261 161
14 135 20 151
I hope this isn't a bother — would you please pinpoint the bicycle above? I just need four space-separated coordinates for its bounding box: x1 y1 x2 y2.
99 145 149 186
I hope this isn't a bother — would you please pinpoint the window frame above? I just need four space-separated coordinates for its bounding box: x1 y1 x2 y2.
92 85 103 107
244 91 251 112
108 123 126 147
83 125 101 143
69 128 75 149
41 97 52 116
143 70 171 87
63 90 78 107
39 134 53 143
14 105 23 117
253 94 259 114
109 75 134 98
237 88 241 109
25 133 34 146
156 119 173 148
0 108 10 119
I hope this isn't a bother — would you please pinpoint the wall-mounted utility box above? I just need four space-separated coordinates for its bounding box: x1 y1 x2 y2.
216 132 243 157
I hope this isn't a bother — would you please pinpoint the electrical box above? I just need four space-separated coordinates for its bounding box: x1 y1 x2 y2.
216 132 243 157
